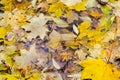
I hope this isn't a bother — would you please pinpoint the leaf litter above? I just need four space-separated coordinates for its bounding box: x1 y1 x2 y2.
0 0 120 80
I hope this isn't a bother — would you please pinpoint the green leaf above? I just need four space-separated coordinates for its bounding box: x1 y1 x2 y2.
101 5 111 15
100 15 115 31
105 15 115 31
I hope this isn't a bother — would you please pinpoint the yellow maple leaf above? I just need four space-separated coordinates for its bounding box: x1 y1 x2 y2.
48 1 65 17
1 0 30 11
28 72 41 80
68 1 87 11
80 58 120 80
12 0 30 10
0 27 6 39
78 21 91 38
74 21 106 47
0 74 24 80
0 0 13 11
109 0 116 3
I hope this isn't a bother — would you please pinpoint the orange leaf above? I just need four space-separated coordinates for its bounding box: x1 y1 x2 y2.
90 10 103 18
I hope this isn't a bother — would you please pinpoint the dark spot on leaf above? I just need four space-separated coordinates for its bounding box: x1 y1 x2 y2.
91 74 93 76
112 69 114 72
119 76 120 79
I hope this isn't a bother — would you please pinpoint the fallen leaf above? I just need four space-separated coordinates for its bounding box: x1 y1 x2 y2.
67 11 78 23
47 30 62 49
47 0 58 4
99 15 115 31
60 0 81 6
101 5 111 15
22 14 49 40
109 0 116 3
61 33 76 41
80 16 92 22
52 58 61 69
86 0 97 8
48 1 65 17
73 25 79 34
52 18 69 28
80 58 120 80
14 44 38 68
89 44 102 58
78 21 91 38
0 27 6 39
90 10 103 18
37 1 49 12
75 49 87 61
67 73 81 78
31 0 37 7
68 1 87 11
59 52 71 61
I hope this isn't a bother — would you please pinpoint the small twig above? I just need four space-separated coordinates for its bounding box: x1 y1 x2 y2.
107 16 118 63
107 45 114 63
